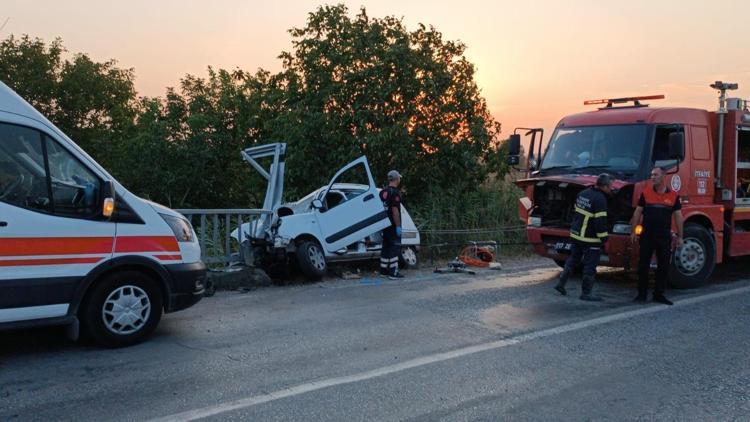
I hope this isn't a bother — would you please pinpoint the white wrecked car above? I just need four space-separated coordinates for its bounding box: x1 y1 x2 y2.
232 143 420 280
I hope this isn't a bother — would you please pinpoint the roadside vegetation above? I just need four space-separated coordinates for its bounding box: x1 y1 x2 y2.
0 4 523 252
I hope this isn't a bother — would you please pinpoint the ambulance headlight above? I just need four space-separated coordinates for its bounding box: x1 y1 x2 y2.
160 213 195 243
612 223 632 234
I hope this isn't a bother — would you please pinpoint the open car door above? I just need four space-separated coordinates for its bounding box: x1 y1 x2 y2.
315 156 390 252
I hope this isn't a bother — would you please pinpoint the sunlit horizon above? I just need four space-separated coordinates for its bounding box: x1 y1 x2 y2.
3 0 750 145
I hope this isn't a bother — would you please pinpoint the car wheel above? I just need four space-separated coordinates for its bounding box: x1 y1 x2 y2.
399 246 419 269
81 271 163 348
669 223 715 289
296 240 327 280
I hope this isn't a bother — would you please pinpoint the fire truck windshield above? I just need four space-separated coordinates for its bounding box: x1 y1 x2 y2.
539 124 649 176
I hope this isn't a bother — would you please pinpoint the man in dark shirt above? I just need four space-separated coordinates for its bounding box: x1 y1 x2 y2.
630 167 684 305
379 170 403 279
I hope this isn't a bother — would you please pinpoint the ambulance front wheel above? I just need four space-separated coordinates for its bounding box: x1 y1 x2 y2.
81 271 163 347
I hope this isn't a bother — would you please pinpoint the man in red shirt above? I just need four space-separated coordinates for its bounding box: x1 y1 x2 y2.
630 167 684 305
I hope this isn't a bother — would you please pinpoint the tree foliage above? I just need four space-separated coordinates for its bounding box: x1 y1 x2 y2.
0 5 509 214
273 5 502 202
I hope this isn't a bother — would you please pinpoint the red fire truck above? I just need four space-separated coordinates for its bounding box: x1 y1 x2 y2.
508 82 750 288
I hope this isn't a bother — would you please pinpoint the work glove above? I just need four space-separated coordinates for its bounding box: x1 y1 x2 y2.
396 226 402 237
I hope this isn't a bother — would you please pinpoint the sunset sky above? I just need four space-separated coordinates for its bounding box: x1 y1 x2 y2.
3 0 750 142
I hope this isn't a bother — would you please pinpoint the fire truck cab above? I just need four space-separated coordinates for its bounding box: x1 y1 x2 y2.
511 82 750 288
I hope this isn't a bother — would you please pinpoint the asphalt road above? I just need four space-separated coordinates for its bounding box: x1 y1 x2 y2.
2 257 750 421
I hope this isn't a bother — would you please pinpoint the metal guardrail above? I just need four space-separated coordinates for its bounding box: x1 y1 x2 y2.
175 209 272 266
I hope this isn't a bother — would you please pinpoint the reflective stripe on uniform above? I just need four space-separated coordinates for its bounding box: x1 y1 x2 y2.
575 206 593 217
570 232 602 243
596 232 608 238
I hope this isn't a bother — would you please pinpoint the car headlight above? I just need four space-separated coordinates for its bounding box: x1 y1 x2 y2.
160 213 195 242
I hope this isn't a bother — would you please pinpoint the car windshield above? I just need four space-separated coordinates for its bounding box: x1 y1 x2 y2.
540 125 649 174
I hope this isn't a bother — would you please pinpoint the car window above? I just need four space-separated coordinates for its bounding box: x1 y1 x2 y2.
0 123 51 212
323 162 370 211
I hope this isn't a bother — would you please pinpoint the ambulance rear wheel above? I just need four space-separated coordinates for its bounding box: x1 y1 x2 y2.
670 223 715 289
81 271 163 348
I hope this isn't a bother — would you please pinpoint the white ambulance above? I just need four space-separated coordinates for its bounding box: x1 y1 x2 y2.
0 81 205 347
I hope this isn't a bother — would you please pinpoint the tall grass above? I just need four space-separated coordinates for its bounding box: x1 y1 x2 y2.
410 178 529 259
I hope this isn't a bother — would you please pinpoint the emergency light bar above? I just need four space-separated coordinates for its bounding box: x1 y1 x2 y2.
584 95 665 108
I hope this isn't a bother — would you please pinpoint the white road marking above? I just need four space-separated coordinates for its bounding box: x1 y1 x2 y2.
149 284 750 422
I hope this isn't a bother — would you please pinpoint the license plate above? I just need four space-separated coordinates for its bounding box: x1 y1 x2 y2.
554 242 572 252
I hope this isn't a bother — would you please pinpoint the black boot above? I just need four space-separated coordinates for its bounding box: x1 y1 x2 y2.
579 275 603 302
554 270 569 295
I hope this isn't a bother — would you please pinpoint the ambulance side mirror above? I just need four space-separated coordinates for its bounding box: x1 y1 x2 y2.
312 199 324 210
102 180 116 218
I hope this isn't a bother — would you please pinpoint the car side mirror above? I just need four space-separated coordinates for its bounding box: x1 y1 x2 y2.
312 199 323 210
102 180 116 218
668 132 685 160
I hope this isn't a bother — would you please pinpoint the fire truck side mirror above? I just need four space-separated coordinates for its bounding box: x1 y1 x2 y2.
507 134 521 166
668 132 685 160
508 134 521 156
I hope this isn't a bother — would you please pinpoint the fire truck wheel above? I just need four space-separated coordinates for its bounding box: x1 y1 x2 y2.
670 223 715 289
296 240 327 281
80 271 163 348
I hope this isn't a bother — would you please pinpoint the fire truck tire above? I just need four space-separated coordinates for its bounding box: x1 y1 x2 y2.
296 240 327 280
669 223 715 289
80 271 163 348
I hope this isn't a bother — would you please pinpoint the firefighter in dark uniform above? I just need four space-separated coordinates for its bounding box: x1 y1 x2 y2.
630 167 684 305
554 173 613 301
379 170 404 279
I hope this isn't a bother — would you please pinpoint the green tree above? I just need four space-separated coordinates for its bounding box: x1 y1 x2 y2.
267 4 503 203
0 35 137 165
124 68 284 208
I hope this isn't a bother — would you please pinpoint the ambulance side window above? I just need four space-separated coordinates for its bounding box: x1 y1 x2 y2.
45 136 100 218
0 123 51 212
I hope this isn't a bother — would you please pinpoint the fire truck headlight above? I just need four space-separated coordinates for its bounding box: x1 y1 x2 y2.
527 216 542 227
612 224 632 234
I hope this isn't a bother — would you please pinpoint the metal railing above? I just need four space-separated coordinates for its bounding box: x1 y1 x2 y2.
176 209 272 266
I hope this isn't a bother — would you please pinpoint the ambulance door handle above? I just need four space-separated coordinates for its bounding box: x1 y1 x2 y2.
0 221 7 227
363 194 374 202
